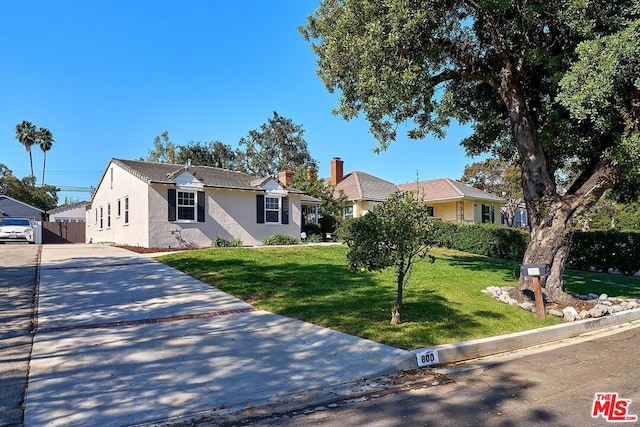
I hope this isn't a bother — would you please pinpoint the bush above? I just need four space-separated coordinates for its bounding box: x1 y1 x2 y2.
567 231 640 275
429 221 528 260
302 223 322 237
319 214 337 235
212 237 243 247
262 234 300 246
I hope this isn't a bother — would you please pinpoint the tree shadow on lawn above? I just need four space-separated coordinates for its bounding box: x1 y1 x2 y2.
163 255 483 349
442 253 520 283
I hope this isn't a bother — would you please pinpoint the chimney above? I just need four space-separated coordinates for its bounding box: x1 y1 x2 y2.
330 157 344 186
278 170 295 186
306 165 318 181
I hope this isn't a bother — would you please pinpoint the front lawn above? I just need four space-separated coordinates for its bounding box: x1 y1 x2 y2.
159 245 566 350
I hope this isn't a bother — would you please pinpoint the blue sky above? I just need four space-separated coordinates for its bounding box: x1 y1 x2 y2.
1 1 480 204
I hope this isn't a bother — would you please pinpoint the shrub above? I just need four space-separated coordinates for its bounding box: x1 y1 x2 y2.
213 237 233 247
429 221 528 260
262 234 300 246
567 231 640 275
302 223 322 237
306 233 322 243
213 236 243 247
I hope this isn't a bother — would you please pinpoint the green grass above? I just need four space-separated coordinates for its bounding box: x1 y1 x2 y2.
563 269 640 299
156 245 637 350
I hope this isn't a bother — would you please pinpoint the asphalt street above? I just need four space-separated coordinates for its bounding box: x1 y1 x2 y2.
257 323 640 426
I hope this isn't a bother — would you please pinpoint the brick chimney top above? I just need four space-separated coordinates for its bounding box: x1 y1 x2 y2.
278 170 295 186
330 157 344 186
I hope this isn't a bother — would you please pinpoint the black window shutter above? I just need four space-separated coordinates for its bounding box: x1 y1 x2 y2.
281 196 289 224
168 189 177 221
256 194 265 223
197 191 205 222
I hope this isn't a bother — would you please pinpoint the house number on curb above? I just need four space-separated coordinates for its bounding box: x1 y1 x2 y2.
416 349 439 367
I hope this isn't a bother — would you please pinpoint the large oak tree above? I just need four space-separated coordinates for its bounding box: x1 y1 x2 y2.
302 0 640 303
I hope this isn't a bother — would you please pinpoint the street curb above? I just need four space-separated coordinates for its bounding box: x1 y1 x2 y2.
412 308 640 367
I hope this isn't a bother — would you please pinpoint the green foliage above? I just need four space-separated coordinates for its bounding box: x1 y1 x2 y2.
262 234 300 246
177 141 237 169
430 222 529 261
567 231 640 276
0 163 58 212
319 214 338 236
302 0 639 297
340 190 435 324
291 166 348 221
236 111 317 177
302 223 321 237
212 236 243 247
147 130 178 163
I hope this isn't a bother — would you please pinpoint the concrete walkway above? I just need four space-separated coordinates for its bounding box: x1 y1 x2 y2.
25 245 414 426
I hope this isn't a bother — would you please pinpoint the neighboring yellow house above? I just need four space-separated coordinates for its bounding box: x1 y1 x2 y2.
330 157 503 224
397 178 504 224
86 159 320 248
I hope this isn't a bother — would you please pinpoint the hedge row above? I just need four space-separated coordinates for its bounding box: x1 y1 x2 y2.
567 231 640 276
429 222 640 276
429 222 529 261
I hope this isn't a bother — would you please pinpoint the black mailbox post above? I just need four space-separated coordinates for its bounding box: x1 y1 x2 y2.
520 263 550 321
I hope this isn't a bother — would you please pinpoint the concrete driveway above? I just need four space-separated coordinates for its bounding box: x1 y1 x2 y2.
25 244 414 426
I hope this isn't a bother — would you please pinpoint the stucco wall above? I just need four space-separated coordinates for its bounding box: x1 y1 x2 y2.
86 162 150 246
148 185 304 248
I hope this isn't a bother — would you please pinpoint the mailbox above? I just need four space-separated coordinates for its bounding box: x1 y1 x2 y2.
520 264 549 277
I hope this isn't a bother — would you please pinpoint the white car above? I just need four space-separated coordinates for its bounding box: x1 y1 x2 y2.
0 217 35 244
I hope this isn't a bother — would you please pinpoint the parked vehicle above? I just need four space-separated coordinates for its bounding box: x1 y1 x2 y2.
0 217 35 243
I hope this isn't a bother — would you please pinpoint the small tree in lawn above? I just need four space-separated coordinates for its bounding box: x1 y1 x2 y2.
340 190 434 325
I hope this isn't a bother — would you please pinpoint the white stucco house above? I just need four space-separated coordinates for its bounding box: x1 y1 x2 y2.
86 159 320 248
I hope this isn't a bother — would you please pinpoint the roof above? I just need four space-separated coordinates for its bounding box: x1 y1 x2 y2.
110 159 305 194
333 171 398 202
48 201 88 214
398 178 505 203
0 195 44 217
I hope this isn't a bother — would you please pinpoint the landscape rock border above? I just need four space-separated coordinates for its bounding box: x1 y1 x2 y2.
482 286 639 321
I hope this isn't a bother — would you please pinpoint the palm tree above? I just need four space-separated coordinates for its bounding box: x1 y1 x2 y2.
36 127 54 185
15 120 37 180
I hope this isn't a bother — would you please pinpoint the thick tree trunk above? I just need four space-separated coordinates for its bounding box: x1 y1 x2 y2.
518 205 576 304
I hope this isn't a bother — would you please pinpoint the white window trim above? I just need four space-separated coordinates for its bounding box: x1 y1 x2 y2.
265 196 281 224
124 196 129 226
116 198 121 218
176 190 197 223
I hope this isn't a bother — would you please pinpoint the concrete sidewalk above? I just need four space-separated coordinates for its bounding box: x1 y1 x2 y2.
25 245 414 427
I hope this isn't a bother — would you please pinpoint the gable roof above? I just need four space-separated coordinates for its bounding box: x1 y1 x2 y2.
334 171 398 202
48 201 89 215
109 159 306 194
398 178 505 203
0 194 44 213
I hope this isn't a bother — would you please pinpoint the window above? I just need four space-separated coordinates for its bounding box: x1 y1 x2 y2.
117 199 121 217
124 197 129 224
95 208 98 224
99 207 103 229
169 189 204 222
107 203 111 228
482 204 495 224
343 206 354 219
426 206 435 217
177 191 196 220
265 197 280 223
